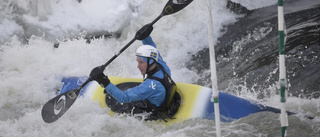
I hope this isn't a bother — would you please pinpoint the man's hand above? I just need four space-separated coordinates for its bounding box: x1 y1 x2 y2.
89 66 110 87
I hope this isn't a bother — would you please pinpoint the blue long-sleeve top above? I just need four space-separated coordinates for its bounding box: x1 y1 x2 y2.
105 36 171 107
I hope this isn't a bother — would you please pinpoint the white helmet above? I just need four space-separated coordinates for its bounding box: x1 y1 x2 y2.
136 45 159 62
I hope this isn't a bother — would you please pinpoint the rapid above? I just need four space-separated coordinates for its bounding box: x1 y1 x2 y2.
0 0 319 136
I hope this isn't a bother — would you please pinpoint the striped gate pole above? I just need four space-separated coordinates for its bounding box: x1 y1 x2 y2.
278 0 289 137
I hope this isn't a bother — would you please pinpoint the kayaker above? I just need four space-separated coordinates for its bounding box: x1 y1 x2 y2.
89 26 178 120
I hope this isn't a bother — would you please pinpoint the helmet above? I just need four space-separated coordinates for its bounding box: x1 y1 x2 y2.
136 45 159 62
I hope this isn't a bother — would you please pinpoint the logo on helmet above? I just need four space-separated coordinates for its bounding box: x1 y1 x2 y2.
150 52 157 59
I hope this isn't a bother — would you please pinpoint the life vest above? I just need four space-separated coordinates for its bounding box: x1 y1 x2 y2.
146 64 177 109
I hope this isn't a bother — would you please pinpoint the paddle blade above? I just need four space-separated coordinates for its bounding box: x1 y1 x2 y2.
41 88 80 123
162 0 193 16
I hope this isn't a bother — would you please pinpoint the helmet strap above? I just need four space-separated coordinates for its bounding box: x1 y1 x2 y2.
143 58 157 79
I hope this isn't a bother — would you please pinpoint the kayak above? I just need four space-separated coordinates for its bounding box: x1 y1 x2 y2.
59 76 281 125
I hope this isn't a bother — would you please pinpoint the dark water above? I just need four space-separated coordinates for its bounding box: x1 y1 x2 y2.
188 0 320 99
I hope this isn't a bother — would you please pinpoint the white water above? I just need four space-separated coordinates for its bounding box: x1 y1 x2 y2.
0 0 319 136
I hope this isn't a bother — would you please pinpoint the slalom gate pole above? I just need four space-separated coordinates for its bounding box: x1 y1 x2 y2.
205 0 221 136
278 0 289 137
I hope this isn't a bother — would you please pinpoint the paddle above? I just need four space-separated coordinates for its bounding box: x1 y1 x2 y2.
41 0 193 123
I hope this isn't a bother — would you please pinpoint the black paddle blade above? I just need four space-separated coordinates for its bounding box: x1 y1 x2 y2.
135 24 153 40
162 0 193 16
41 88 80 123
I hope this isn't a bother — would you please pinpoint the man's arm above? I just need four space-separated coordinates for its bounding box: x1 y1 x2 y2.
142 36 156 48
104 80 165 106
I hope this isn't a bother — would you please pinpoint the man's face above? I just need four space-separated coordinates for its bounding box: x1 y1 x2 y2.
136 57 147 75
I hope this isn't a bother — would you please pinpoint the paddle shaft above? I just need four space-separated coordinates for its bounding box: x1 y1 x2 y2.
101 17 162 69
80 14 165 88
